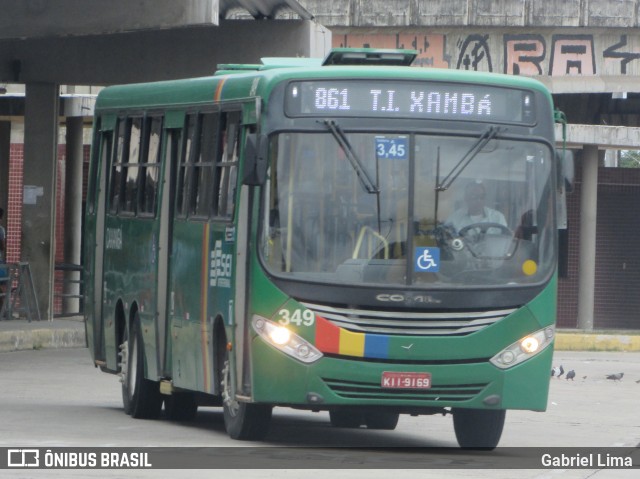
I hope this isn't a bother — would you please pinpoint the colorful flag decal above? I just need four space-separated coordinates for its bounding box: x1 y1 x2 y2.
315 316 389 359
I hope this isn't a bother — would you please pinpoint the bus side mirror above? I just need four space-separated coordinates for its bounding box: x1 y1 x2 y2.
555 149 573 231
556 149 574 193
243 133 268 186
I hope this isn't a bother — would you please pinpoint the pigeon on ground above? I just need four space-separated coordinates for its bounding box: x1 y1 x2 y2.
636 379 640 384
565 370 575 381
551 365 564 378
606 372 624 381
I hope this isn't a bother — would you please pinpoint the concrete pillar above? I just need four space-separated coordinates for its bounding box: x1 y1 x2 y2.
576 145 598 330
64 116 83 315
23 82 59 321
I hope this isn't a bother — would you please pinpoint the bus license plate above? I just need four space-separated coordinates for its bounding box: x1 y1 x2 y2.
381 371 431 389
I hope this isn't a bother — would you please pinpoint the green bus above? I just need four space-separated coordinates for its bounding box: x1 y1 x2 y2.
84 48 568 448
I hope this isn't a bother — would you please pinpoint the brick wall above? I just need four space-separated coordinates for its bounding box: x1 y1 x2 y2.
558 162 640 330
7 143 77 314
7 144 23 264
54 146 66 313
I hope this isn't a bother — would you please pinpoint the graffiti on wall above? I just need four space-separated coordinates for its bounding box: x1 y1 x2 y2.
334 32 640 76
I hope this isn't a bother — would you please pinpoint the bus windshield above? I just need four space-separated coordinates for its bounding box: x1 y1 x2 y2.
260 130 554 288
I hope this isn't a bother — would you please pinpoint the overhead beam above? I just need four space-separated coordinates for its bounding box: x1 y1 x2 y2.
0 0 219 40
0 20 330 85
555 124 640 149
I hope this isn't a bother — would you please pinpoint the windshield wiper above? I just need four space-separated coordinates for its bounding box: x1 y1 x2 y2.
323 120 379 194
436 126 501 192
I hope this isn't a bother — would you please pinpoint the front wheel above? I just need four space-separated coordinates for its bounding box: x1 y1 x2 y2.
220 351 272 440
120 316 163 419
452 408 506 449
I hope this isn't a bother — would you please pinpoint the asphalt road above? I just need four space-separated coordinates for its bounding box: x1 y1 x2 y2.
0 348 638 478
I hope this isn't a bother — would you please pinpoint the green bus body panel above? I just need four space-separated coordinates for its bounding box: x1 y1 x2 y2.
100 114 117 131
250 338 552 411
102 216 160 376
168 219 235 393
248 273 556 410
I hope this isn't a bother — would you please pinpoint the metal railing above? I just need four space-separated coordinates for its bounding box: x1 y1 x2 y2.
0 262 42 322
54 263 84 318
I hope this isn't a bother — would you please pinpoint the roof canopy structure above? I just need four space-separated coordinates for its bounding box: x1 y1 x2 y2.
0 0 324 85
220 0 313 19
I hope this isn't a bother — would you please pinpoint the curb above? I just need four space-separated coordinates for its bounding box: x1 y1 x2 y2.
555 331 640 352
0 327 87 353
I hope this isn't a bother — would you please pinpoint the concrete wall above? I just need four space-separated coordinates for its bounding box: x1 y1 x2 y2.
328 28 640 94
300 0 640 28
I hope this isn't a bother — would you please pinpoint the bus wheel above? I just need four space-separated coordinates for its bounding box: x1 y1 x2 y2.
164 393 198 421
364 411 399 430
452 408 505 449
121 317 163 419
329 410 363 428
220 353 272 440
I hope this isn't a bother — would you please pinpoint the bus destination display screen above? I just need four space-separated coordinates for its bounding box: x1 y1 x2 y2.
285 80 534 124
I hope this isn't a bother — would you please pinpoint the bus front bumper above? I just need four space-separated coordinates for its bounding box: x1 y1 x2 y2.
249 338 553 412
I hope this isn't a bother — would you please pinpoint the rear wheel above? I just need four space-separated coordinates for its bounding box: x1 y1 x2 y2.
452 408 506 449
120 316 163 419
220 349 272 440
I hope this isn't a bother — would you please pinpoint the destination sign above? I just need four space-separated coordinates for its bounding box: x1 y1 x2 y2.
285 80 534 124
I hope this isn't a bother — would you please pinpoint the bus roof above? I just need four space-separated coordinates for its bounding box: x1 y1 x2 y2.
95 48 552 112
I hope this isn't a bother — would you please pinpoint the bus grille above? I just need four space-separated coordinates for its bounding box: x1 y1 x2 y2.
322 377 487 402
303 302 515 337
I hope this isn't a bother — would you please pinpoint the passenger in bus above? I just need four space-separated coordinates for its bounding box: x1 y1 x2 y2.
445 181 507 235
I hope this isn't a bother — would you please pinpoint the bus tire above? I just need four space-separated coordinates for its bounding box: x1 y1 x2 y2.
121 316 163 419
329 410 363 428
220 352 272 440
452 408 505 450
164 393 198 421
364 411 399 430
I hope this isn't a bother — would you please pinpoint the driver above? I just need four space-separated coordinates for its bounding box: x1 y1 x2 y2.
445 181 507 234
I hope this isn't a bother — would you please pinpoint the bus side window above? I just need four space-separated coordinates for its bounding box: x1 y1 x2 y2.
108 118 128 214
191 113 217 218
87 121 112 215
138 116 163 217
122 117 142 214
214 111 240 219
108 116 142 216
175 114 197 218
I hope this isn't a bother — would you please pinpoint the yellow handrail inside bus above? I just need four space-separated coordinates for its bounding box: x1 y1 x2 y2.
352 226 389 259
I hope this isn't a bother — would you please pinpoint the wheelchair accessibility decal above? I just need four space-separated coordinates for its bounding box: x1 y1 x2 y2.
415 247 440 272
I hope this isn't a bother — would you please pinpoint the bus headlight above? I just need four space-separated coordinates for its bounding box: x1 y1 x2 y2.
490 326 554 369
252 316 323 364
